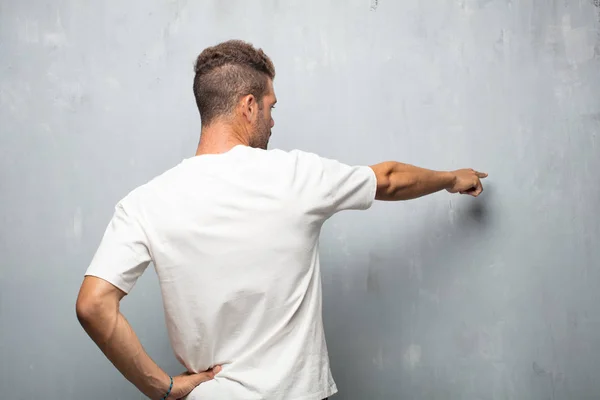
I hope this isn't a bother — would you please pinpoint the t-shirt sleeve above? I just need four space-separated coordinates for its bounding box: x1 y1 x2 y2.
84 202 152 294
292 150 377 219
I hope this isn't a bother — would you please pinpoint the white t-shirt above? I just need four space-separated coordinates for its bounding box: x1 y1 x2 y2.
85 145 377 400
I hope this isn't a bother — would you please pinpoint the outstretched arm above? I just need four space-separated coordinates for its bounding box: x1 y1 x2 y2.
370 161 487 201
76 276 219 399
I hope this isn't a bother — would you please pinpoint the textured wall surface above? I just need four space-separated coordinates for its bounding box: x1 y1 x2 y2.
1 1 600 399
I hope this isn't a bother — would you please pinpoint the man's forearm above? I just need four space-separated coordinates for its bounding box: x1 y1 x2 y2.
371 161 456 201
78 305 170 399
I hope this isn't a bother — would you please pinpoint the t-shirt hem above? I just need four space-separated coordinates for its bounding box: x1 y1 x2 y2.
291 383 338 400
362 166 378 210
83 272 133 294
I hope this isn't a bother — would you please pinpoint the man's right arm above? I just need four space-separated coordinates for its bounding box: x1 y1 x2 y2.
369 161 487 201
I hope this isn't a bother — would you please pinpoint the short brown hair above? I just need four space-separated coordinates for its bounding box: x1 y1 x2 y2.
193 40 276 126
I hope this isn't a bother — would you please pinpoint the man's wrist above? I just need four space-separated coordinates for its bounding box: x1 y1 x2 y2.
160 374 173 400
148 372 173 400
441 171 457 190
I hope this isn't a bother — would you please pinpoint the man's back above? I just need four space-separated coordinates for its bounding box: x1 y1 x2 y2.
85 145 377 399
76 40 485 400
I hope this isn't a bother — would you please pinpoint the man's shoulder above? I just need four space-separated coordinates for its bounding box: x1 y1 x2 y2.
258 147 363 176
260 147 324 164
115 161 186 209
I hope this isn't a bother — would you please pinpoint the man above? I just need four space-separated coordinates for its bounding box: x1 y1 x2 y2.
76 40 487 400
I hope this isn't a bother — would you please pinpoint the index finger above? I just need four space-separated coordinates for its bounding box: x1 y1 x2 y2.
476 171 488 178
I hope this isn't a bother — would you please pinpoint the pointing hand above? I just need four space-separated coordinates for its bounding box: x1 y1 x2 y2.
446 169 488 197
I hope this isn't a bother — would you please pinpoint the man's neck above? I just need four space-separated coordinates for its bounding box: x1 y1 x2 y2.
195 122 249 156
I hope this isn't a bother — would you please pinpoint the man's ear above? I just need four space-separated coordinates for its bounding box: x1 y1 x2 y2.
240 94 257 123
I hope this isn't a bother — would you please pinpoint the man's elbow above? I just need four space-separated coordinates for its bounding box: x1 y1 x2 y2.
76 293 119 348
75 278 118 327
370 163 395 200
75 292 103 326
374 179 394 201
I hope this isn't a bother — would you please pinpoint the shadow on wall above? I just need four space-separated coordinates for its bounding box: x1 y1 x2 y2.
372 182 497 297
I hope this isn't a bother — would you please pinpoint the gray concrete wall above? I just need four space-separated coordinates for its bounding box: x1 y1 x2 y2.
1 1 599 398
